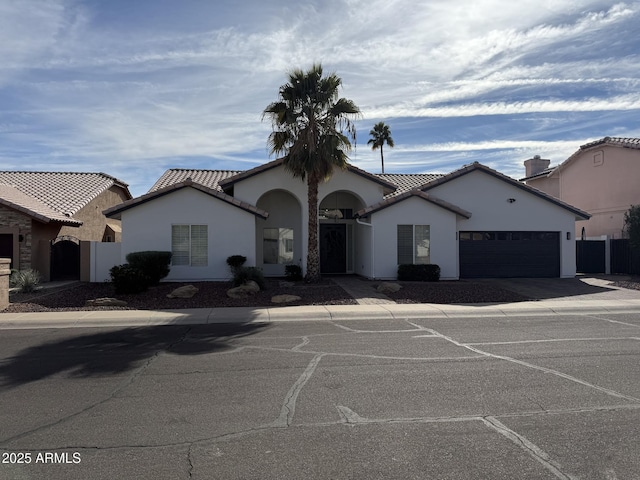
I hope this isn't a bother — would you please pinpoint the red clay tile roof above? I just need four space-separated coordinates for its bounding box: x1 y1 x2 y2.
149 169 242 192
0 171 131 224
579 136 640 150
105 179 268 220
0 185 82 225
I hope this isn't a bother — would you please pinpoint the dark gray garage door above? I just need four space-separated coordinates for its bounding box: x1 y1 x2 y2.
459 231 560 278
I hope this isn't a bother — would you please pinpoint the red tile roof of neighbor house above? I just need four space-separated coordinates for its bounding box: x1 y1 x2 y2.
0 171 131 225
522 137 640 181
580 136 640 150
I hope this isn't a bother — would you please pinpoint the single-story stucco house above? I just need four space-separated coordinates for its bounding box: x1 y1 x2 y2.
103 160 590 281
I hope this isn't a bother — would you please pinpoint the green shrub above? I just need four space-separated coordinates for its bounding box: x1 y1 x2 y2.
125 251 171 286
109 264 149 294
397 264 441 282
10 269 41 293
226 255 247 275
285 264 303 281
232 266 265 290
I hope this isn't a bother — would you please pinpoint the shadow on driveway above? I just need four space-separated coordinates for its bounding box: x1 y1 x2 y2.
0 323 268 388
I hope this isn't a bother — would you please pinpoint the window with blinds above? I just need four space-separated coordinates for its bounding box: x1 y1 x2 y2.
397 224 430 265
171 225 208 266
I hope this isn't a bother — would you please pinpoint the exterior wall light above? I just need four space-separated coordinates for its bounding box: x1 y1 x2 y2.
566 232 571 240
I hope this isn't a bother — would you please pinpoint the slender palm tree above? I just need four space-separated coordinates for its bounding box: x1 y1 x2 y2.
263 64 360 282
367 122 394 173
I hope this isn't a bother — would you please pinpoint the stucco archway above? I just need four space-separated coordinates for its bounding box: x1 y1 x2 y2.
318 190 366 274
256 190 303 276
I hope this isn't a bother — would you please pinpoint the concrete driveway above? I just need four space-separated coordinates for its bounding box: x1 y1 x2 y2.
476 275 640 301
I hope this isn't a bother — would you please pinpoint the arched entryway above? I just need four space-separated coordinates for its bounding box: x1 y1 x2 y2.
319 191 365 274
256 190 303 276
50 236 80 281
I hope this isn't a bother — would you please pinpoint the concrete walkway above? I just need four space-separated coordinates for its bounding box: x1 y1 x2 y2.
330 276 395 305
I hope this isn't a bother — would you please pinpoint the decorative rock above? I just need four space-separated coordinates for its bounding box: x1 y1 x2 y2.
376 282 402 294
271 294 302 304
86 297 127 307
167 285 199 299
227 280 260 299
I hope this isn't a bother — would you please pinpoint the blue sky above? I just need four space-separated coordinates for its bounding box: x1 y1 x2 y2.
1 0 639 197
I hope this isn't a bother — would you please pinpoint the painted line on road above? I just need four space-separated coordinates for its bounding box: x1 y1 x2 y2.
587 315 640 328
466 337 634 346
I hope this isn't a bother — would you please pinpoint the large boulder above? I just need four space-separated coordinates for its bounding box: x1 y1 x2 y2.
376 282 402 294
167 285 199 299
271 294 301 304
85 297 127 307
227 280 260 299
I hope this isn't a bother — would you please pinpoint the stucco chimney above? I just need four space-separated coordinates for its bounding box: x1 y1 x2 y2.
524 155 551 177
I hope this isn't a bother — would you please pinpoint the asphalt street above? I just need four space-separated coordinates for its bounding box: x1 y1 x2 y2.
1 312 639 479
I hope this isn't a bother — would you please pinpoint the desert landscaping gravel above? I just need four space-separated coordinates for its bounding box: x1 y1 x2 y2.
3 278 537 313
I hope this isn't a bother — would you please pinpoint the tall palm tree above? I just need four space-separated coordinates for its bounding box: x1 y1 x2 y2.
263 64 360 282
367 122 394 173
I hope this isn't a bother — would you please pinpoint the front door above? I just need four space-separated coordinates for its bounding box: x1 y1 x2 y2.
320 224 346 274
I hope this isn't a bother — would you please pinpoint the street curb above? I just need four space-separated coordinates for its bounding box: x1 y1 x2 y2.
1 300 640 329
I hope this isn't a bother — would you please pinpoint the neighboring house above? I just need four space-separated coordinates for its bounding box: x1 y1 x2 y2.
105 160 589 281
521 137 640 239
0 172 132 280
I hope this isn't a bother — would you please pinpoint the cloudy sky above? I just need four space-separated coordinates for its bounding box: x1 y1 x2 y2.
1 0 639 196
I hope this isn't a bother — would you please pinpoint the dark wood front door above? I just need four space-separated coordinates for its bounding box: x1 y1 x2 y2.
320 224 346 274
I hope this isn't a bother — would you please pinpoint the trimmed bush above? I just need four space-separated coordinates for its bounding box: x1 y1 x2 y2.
285 264 303 281
125 251 172 286
110 264 149 294
10 269 41 293
232 266 265 290
226 255 247 275
397 264 441 282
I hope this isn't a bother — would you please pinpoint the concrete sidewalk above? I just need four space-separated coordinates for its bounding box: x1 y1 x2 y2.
2 298 640 329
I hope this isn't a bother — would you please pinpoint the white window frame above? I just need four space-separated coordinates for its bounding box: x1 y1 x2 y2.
397 224 430 265
172 224 208 267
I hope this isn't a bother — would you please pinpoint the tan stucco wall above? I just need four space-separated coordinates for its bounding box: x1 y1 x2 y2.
59 186 129 241
31 222 63 281
559 146 640 238
526 174 560 198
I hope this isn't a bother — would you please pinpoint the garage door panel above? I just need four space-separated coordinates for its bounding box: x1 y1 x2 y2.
460 231 559 278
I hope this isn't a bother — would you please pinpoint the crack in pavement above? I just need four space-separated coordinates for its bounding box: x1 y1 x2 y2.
272 354 325 428
426 328 640 404
481 416 578 480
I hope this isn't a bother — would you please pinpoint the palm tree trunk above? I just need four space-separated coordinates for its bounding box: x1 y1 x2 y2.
306 174 321 283
380 145 385 174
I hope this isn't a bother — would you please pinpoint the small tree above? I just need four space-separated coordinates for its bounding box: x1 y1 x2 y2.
624 205 640 249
